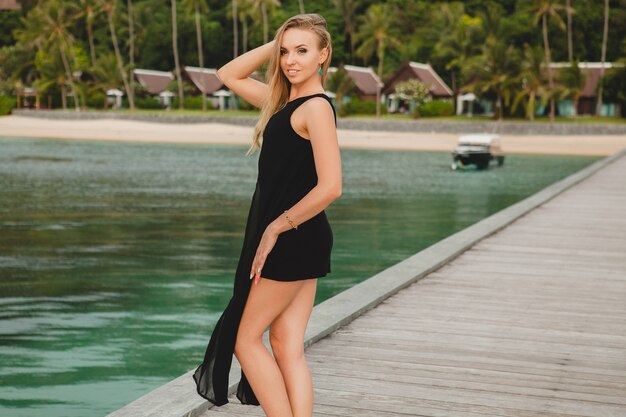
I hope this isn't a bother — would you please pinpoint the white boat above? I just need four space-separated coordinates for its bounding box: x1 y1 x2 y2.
451 134 505 170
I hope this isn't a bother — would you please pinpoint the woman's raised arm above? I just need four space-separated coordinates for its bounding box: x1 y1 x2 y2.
216 40 274 109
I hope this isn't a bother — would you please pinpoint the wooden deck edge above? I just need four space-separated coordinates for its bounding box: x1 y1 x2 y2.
106 146 626 417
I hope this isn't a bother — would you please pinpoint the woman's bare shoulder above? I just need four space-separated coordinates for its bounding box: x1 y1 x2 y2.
301 97 335 121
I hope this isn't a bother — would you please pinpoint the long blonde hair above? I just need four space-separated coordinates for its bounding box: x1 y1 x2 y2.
245 13 333 157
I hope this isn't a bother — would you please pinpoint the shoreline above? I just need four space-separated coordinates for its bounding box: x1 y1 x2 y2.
2 115 626 156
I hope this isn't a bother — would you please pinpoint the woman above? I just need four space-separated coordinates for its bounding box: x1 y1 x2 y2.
193 13 341 417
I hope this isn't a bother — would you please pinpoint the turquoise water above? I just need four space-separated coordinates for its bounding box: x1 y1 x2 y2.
0 137 600 416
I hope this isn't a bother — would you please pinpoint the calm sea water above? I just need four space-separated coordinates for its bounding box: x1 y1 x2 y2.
0 137 600 416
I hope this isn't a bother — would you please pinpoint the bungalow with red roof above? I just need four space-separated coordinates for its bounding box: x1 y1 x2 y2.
549 62 621 117
327 64 383 105
0 0 20 10
132 69 175 108
382 61 453 113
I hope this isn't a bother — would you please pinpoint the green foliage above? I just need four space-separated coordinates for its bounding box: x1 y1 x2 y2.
86 92 106 109
136 96 163 109
2 0 624 119
0 10 21 48
342 97 387 116
413 100 454 118
325 66 356 114
237 97 255 111
395 79 430 105
0 96 16 115
603 65 626 118
173 95 208 110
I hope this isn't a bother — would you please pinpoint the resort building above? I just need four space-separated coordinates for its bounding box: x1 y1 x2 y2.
133 69 175 108
0 0 20 10
382 61 453 113
549 62 621 117
327 64 383 105
183 67 267 110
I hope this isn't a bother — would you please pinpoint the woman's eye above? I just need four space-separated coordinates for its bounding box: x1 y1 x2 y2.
298 49 307 54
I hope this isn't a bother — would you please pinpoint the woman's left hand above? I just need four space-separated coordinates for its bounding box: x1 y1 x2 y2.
249 226 279 285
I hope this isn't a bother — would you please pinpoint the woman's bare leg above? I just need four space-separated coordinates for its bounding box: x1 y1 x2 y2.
269 279 317 417
234 278 306 417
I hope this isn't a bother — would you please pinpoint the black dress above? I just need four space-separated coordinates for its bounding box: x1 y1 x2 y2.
193 93 337 406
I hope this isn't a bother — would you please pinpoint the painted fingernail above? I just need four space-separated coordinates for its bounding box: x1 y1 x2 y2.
249 273 253 280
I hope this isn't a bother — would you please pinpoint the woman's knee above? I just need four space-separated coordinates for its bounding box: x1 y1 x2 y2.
269 331 305 363
235 323 265 357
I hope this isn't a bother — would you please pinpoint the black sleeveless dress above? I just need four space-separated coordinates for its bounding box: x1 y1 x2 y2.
193 93 337 406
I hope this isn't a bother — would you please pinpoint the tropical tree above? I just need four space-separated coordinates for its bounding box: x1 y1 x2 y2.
171 0 184 109
530 0 568 122
325 66 356 116
90 53 122 109
333 0 357 64
250 0 280 44
127 0 136 109
558 60 586 118
183 0 209 111
33 47 71 109
228 0 240 110
99 0 135 110
15 0 80 110
354 3 402 118
477 1 502 42
463 38 520 120
566 0 575 62
232 0 238 59
395 78 430 114
596 0 609 116
69 0 100 66
432 7 482 104
512 44 549 120
237 0 256 54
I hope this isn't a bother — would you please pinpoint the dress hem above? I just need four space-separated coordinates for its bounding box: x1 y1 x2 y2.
260 271 329 281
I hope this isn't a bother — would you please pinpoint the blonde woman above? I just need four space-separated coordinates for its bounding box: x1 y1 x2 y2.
193 13 341 417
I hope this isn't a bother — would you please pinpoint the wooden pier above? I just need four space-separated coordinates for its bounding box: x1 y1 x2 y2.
107 148 626 417
199 152 626 416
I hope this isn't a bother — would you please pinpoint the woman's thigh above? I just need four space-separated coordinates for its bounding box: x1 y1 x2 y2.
269 278 317 355
236 278 307 348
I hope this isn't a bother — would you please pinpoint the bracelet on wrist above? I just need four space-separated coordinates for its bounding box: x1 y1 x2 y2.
284 210 298 230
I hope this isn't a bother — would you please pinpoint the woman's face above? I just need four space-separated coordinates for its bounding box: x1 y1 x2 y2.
280 28 327 84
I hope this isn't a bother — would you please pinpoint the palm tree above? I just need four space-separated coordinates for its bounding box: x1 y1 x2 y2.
99 0 135 110
237 0 255 54
558 60 586 118
250 0 280 44
530 0 567 122
463 38 520 120
596 0 609 116
325 66 356 116
15 1 80 111
354 3 402 118
171 0 184 110
433 7 482 108
512 44 549 121
566 0 574 62
90 53 122 109
33 45 72 110
232 0 238 59
183 0 209 111
69 0 100 66
127 0 136 110
333 0 357 64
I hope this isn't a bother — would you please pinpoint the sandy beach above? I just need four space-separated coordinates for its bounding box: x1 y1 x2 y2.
1 115 625 156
